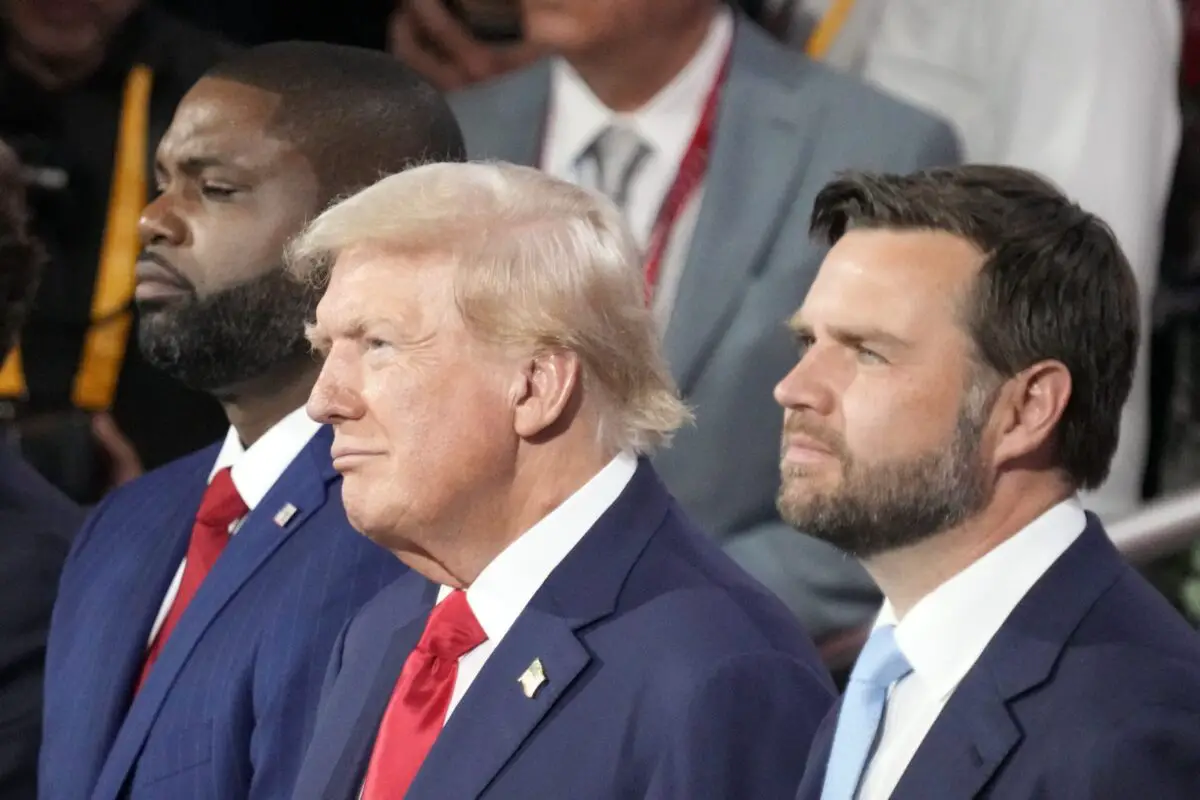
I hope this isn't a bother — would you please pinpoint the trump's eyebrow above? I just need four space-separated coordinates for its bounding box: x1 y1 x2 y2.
305 313 431 348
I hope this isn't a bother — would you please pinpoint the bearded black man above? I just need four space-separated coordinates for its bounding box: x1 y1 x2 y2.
39 42 465 800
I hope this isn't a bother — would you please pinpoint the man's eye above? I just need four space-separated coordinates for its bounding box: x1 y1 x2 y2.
201 184 238 200
856 346 887 365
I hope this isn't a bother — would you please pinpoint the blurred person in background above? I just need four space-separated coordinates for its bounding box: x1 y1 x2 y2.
414 0 960 643
289 161 834 800
0 0 231 503
788 166 1200 800
156 0 392 49
386 0 843 88
38 43 461 800
387 0 541 90
0 140 84 800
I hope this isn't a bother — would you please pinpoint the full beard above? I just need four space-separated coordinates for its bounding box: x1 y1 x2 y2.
777 399 995 559
137 268 320 393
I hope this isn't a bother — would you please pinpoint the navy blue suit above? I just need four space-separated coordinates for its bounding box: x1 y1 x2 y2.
0 444 83 800
40 426 407 800
796 516 1200 799
294 461 836 800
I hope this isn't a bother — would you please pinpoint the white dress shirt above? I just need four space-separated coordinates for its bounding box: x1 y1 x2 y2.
858 0 1181 521
435 451 637 722
542 7 733 326
146 406 322 644
856 498 1088 799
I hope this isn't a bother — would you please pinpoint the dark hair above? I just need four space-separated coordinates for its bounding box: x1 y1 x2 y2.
809 164 1140 490
205 41 467 202
0 144 43 352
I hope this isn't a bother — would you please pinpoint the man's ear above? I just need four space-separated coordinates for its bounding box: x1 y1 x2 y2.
990 359 1072 468
513 349 582 439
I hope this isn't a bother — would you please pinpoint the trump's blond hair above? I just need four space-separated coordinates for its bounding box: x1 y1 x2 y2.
287 161 691 454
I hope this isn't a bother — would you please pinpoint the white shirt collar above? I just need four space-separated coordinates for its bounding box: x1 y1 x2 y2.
878 498 1088 700
437 452 639 644
208 406 323 511
544 6 734 180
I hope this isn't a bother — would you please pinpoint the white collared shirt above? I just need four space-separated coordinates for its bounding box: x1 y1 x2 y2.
856 498 1088 799
435 451 638 721
541 7 733 326
146 406 322 645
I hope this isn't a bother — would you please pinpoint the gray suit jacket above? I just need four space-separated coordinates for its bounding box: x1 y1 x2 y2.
449 20 961 638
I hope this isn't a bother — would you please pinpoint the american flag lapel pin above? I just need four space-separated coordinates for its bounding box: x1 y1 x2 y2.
273 503 298 527
518 658 547 699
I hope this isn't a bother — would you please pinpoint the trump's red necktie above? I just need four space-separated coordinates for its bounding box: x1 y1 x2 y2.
361 589 486 800
136 467 247 692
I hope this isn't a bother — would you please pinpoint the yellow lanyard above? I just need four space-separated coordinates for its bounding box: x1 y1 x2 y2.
0 63 152 410
805 0 858 60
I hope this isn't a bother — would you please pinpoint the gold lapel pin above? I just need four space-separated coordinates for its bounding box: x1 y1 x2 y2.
518 658 547 699
273 503 297 527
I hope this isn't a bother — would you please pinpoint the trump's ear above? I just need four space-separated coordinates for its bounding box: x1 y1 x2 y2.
513 349 582 439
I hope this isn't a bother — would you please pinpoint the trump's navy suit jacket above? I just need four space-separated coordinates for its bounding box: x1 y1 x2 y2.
40 426 407 800
294 461 836 800
796 516 1200 799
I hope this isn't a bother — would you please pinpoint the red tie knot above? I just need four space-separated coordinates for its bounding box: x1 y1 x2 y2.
417 590 487 662
196 467 249 531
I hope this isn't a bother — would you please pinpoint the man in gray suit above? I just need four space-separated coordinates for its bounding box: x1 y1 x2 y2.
447 0 960 640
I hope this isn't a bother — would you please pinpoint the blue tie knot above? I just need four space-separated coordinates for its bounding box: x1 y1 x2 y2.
850 625 912 691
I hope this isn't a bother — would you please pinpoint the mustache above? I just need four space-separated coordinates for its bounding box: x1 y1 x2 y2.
137 250 195 290
781 414 848 458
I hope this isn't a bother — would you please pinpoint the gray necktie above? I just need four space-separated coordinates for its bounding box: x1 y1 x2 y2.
584 124 651 211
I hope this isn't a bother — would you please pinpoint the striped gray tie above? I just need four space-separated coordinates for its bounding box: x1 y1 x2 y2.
584 124 651 211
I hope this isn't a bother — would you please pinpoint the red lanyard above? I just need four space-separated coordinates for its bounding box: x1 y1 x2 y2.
539 39 734 298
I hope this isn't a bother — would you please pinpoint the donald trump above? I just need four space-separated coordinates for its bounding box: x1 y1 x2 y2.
289 161 835 800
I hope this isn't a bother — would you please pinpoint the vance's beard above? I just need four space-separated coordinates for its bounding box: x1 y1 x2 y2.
137 267 320 393
777 402 994 559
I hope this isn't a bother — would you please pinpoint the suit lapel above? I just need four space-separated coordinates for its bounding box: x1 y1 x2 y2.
793 703 837 800
889 678 1020 799
93 428 340 800
76 458 208 771
406 606 591 799
319 581 440 800
891 518 1125 799
663 22 825 394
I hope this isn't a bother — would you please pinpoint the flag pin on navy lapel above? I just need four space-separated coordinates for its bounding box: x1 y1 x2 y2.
273 503 297 527
518 658 547 699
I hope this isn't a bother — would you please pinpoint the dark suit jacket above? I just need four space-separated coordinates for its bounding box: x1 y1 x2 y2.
295 461 836 800
796 516 1200 799
39 426 408 800
0 444 83 800
447 17 962 638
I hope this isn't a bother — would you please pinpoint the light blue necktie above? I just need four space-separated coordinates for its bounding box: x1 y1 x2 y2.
820 625 913 800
